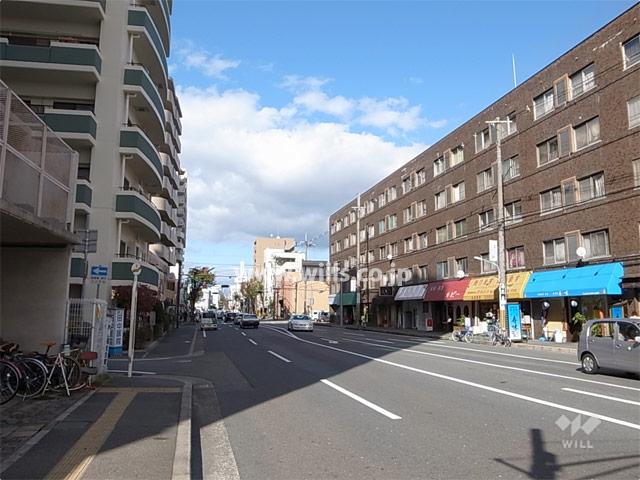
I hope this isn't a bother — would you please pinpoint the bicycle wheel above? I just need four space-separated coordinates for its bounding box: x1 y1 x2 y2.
16 358 47 398
0 360 20 404
464 332 473 343
504 338 512 347
50 356 81 391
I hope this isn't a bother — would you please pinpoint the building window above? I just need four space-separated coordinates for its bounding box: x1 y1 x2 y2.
436 261 449 280
480 253 497 273
554 76 569 107
478 209 495 231
419 265 428 281
502 155 520 181
387 214 397 230
335 242 341 253
503 113 517 136
336 220 342 231
349 233 356 245
634 160 640 187
583 229 610 259
404 237 414 254
450 145 464 167
434 190 446 210
543 238 566 265
415 168 426 186
416 200 427 217
343 238 349 249
379 246 386 260
540 187 562 213
367 251 375 263
330 224 335 234
388 186 397 201
365 200 375 215
507 246 525 269
402 176 412 194
349 210 356 223
504 200 522 225
570 64 595 99
391 242 399 256
403 206 414 224
378 219 386 234
456 257 468 275
628 96 640 129
573 117 600 150
475 126 493 152
436 225 448 244
367 225 375 238
623 34 640 69
477 166 496 193
577 172 605 202
419 232 428 249
537 136 559 166
434 155 446 176
344 215 350 227
451 182 465 203
378 193 386 207
533 89 554 119
454 218 467 238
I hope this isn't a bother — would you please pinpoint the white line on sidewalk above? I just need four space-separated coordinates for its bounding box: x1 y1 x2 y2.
561 388 640 406
268 350 291 363
248 339 258 346
321 379 401 420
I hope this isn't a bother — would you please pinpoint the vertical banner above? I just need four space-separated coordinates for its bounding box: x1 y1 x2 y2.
507 302 522 341
610 305 623 319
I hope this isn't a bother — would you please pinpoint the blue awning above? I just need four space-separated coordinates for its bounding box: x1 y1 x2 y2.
524 262 624 298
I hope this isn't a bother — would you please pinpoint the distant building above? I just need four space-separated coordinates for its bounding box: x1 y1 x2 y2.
253 236 295 278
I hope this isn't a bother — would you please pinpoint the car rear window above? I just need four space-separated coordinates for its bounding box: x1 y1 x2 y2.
589 321 614 338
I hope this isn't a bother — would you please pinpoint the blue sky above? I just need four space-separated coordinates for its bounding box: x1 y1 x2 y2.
168 0 637 283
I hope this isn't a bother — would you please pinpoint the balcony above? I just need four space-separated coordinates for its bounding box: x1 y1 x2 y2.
132 0 170 57
158 131 179 171
160 221 176 247
128 8 167 88
112 255 159 289
119 126 163 191
0 38 101 85
124 65 164 141
161 176 178 207
115 189 161 243
151 196 177 227
0 0 105 23
41 108 96 147
75 179 92 214
151 243 175 265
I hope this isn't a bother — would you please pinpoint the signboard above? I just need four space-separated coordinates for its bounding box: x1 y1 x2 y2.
91 265 108 280
425 317 434 332
507 303 522 341
379 286 393 296
489 240 498 262
610 305 624 319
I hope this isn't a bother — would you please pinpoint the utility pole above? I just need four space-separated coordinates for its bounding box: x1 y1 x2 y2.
303 233 308 315
354 194 361 326
486 117 511 332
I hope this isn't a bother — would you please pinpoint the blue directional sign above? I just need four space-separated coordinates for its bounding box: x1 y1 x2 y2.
91 265 109 280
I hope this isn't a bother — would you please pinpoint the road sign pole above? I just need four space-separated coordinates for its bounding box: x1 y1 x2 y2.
127 263 142 378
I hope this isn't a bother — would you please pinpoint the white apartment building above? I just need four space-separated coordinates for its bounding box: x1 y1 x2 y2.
262 248 304 306
0 0 186 303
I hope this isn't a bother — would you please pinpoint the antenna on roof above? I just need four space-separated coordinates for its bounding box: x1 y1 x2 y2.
512 54 517 88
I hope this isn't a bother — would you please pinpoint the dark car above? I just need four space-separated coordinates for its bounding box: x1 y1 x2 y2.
225 312 237 323
239 314 260 329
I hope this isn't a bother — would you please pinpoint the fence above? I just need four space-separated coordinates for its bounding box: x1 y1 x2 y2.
66 298 108 373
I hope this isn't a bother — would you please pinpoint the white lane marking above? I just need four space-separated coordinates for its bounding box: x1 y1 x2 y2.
342 337 640 393
268 329 640 430
366 338 393 343
189 326 198 356
268 351 291 363
241 332 247 337
320 337 339 344
342 332 363 337
321 379 401 420
108 370 157 375
202 330 207 339
248 339 258 346
176 360 192 363
562 388 640 406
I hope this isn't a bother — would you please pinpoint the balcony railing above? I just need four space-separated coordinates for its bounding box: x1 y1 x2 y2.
124 65 164 125
75 180 93 208
115 189 161 240
0 38 102 75
120 127 163 185
41 108 97 142
128 8 167 73
112 254 159 287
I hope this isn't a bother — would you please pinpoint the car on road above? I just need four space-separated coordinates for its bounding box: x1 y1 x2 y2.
239 314 260 329
288 314 314 332
225 312 237 323
200 315 218 331
578 317 640 375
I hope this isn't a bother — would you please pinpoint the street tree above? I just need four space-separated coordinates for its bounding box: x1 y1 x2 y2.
187 267 215 318
241 278 263 314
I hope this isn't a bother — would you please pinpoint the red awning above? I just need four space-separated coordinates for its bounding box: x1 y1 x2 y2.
424 278 471 301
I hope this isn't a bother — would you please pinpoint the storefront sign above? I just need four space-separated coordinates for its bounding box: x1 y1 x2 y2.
424 278 471 301
507 303 522 341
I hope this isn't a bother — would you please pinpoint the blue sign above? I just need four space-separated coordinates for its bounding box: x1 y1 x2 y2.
610 305 623 319
91 265 108 279
507 303 522 341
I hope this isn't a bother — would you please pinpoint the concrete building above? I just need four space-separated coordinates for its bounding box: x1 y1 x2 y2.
0 81 78 351
0 0 185 305
280 269 330 316
263 248 304 316
329 5 640 339
253 236 295 278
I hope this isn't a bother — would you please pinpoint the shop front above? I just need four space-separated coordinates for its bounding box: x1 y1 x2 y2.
395 284 428 330
423 278 471 331
330 292 359 325
524 262 624 342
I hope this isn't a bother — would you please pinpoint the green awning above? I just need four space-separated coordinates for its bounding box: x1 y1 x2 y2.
330 292 359 306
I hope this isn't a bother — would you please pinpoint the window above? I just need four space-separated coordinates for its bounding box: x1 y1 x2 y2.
335 242 341 253
378 219 386 234
379 246 386 260
534 89 554 119
436 261 449 280
416 200 427 217
367 251 375 263
415 169 426 186
475 127 493 152
436 225 448 244
435 190 446 210
502 155 520 181
343 238 349 249
562 178 576 207
402 176 412 194
365 200 375 215
387 186 397 201
378 193 386 207
577 172 605 202
634 160 640 187
543 238 566 265
330 243 335 254
391 242 399 256
330 224 335 234
503 113 517 136
570 64 595 98
480 253 497 273
477 166 496 192
403 206 413 223
554 76 568 107
419 232 428 249
589 321 614 338
574 117 600 150
623 34 640 69
583 230 609 259
558 127 571 157
540 187 562 213
387 214 397 230
404 237 414 253
628 96 640 128
343 215 350 227
336 220 342 231
479 209 495 231
349 233 356 245
434 155 446 176
367 225 375 238
419 265 429 281
454 218 467 238
451 182 465 203
349 211 356 223
450 145 464 167
537 136 559 166
504 201 522 225
359 229 366 242
507 246 525 269
456 257 468 275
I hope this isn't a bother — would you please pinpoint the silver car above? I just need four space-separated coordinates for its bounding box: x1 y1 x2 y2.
288 314 314 332
578 318 640 375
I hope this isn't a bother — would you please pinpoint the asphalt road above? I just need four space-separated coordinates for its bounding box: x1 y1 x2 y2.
115 322 640 479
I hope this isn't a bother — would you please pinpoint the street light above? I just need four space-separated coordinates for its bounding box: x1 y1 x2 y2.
127 262 142 378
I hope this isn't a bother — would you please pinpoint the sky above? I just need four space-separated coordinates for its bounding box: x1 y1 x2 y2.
168 0 637 283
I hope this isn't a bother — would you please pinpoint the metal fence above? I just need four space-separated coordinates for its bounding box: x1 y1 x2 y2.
66 299 108 373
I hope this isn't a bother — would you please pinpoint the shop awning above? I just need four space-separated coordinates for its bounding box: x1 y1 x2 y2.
463 271 532 301
524 262 624 298
424 278 470 301
330 292 359 306
395 284 428 301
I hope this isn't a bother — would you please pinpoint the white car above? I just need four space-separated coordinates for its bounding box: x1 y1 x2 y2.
288 314 314 332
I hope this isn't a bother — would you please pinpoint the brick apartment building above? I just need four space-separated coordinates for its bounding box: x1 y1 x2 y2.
329 5 640 340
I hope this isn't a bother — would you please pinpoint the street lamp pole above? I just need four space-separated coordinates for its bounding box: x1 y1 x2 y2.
354 194 361 325
127 263 142 378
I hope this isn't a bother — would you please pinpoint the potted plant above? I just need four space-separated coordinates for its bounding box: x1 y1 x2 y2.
570 311 587 342
453 316 466 332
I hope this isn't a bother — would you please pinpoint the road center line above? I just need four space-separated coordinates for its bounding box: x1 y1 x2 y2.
561 388 640 406
248 339 258 346
366 338 393 343
268 351 291 363
241 332 246 336
321 379 401 420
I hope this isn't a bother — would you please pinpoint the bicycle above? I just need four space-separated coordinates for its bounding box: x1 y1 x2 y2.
0 342 49 400
491 328 512 347
0 359 20 404
451 328 473 343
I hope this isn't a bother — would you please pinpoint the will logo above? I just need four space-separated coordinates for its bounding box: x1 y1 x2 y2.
555 415 601 448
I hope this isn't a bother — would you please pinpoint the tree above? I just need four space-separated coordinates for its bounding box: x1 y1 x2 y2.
240 277 263 314
187 267 215 318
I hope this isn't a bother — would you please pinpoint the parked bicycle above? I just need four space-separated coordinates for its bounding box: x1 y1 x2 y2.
451 328 473 343
490 328 512 347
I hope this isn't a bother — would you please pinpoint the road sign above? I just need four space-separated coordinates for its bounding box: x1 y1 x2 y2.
91 265 108 280
489 240 498 262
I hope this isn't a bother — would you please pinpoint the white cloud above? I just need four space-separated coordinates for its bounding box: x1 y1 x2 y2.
357 97 422 132
176 41 241 78
293 90 353 117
